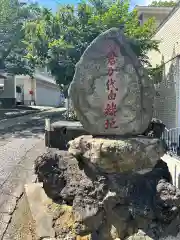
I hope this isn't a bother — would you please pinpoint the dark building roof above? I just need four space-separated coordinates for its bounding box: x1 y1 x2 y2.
0 73 7 79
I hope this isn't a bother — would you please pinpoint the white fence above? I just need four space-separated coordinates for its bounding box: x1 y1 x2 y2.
162 154 180 189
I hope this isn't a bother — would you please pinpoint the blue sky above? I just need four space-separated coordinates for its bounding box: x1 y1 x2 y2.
28 0 150 11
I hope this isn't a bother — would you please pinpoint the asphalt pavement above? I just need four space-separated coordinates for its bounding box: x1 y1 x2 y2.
0 107 66 239
0 105 56 120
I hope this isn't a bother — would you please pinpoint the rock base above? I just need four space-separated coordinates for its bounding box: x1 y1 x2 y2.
68 135 165 173
34 149 180 240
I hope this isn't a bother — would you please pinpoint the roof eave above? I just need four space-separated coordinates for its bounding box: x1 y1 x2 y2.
153 1 180 35
135 6 173 14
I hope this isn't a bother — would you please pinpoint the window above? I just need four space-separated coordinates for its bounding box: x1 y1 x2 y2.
138 14 143 26
16 86 22 93
0 78 4 91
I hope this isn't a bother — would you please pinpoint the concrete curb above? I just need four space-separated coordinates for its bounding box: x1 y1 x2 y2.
15 183 91 240
0 140 47 240
24 183 55 240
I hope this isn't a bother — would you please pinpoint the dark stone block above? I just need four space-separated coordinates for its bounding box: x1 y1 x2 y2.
143 118 166 139
45 120 89 150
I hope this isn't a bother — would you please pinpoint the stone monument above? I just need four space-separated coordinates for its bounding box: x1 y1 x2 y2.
69 27 155 136
32 28 180 240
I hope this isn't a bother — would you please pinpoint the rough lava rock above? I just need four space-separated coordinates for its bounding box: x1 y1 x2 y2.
68 27 155 136
68 135 166 173
35 150 180 239
143 118 166 139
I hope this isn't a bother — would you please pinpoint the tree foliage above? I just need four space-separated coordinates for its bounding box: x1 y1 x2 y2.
0 0 40 75
24 0 159 88
149 0 176 7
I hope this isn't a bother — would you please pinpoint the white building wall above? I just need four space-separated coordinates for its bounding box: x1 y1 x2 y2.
148 5 180 129
15 75 34 104
136 6 172 27
15 74 60 107
36 80 60 107
148 6 180 71
141 12 169 28
153 58 179 129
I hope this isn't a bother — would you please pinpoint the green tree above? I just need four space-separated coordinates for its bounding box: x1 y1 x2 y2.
24 0 159 89
149 0 176 7
0 0 40 75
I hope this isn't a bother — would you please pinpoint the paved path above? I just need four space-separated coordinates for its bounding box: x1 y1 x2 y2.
0 107 65 239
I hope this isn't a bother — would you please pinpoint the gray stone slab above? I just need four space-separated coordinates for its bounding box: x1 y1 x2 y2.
51 120 82 129
69 27 155 136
